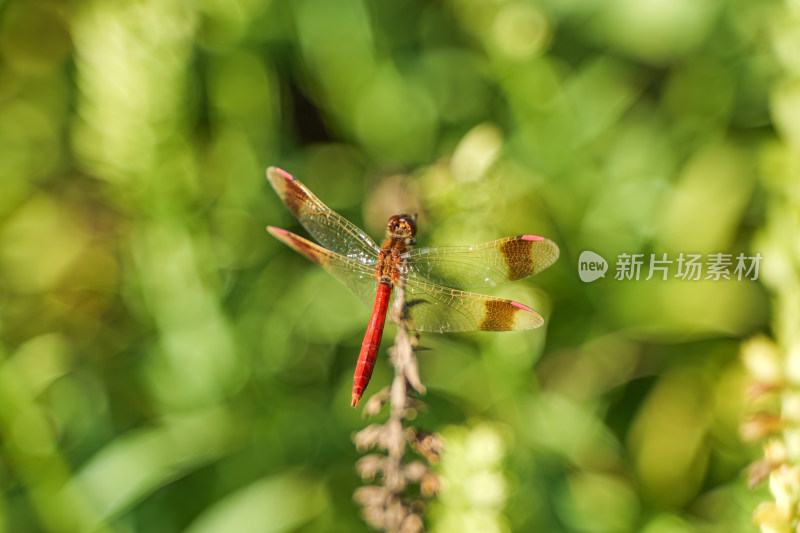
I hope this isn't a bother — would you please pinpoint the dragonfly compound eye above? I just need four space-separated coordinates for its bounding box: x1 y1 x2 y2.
388 214 416 238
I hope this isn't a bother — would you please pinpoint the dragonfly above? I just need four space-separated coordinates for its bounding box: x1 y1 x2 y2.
266 167 559 407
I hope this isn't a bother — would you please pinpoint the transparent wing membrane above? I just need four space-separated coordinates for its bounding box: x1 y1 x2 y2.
267 167 380 264
267 168 558 334
407 235 559 288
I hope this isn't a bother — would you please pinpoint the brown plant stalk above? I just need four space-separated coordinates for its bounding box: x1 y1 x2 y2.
353 273 443 533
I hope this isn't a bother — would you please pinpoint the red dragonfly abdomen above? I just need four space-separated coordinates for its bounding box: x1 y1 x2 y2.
351 281 393 407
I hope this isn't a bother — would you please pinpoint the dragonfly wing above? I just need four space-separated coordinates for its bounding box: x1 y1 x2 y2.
267 167 381 263
407 235 559 288
400 277 544 333
268 227 378 308
269 227 544 333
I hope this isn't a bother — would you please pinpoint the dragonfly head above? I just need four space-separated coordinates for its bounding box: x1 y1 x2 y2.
387 214 417 243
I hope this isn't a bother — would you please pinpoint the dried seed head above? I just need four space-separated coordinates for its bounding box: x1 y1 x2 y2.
742 336 783 385
354 424 389 451
399 512 424 533
404 460 429 482
420 473 441 498
361 505 387 531
770 464 800 511
765 439 788 465
385 497 410 530
785 343 800 386
354 274 436 532
407 428 444 464
403 351 426 394
753 501 791 529
783 392 800 424
356 454 387 481
383 460 408 492
403 397 427 420
749 458 775 489
746 381 782 404
740 413 783 442
354 485 390 508
364 387 391 417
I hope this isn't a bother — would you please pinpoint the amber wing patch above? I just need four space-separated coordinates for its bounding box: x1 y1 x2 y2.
478 299 520 331
500 238 535 281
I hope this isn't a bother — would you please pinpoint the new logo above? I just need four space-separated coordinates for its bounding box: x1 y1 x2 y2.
578 251 608 282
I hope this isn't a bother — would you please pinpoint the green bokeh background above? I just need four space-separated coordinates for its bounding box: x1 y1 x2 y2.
0 0 789 531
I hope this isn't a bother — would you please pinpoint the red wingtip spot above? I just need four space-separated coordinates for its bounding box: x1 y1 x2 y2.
522 235 544 241
274 167 295 181
267 226 288 237
510 301 534 312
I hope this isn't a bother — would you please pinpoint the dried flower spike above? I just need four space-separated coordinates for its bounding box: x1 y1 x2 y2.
353 277 441 532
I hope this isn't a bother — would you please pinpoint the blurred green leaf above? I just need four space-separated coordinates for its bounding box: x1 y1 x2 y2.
184 474 328 533
0 0 780 530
